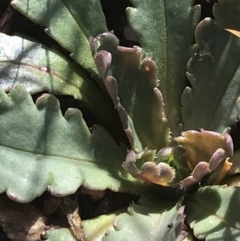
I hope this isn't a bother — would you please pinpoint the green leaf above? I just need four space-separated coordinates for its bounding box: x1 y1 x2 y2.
92 33 170 151
127 0 200 136
83 213 117 241
46 228 77 241
176 130 234 187
123 149 176 186
0 33 125 143
181 19 240 132
11 0 108 74
0 33 91 98
103 198 186 241
185 185 240 241
214 1 240 44
0 85 145 202
46 213 117 241
213 0 240 31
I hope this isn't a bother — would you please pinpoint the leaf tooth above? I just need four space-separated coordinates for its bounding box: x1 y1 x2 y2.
35 93 60 112
153 87 166 113
10 0 17 6
181 86 192 107
192 162 211 180
9 85 29 103
113 217 121 231
125 129 134 148
225 133 233 156
181 176 196 189
209 148 227 171
176 231 188 241
96 32 119 53
94 50 112 80
7 193 22 203
140 58 158 86
140 162 159 178
89 36 99 56
64 108 83 122
127 205 135 215
44 28 50 34
157 163 175 183
140 162 175 186
104 76 119 107
122 150 140 176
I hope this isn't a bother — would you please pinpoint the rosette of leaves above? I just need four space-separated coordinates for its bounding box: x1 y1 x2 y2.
1 0 240 240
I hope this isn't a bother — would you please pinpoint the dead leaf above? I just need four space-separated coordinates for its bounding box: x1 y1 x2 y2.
225 28 240 38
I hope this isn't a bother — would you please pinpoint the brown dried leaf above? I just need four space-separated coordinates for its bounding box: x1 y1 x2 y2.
59 195 85 241
67 208 84 241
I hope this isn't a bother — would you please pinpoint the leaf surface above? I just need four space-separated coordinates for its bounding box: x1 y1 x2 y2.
0 33 125 143
214 0 240 31
182 19 240 132
46 212 117 241
46 228 77 241
0 33 91 98
0 85 145 202
92 33 169 151
103 198 186 241
83 213 117 241
176 130 232 170
127 0 200 136
11 0 108 74
185 185 240 241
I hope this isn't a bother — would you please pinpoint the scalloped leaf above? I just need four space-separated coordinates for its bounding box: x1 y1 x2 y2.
182 18 240 132
103 199 186 241
0 33 125 143
46 200 188 241
177 133 234 187
123 149 177 186
11 0 108 74
126 0 200 136
0 85 146 202
91 33 169 151
176 129 233 170
185 185 240 241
